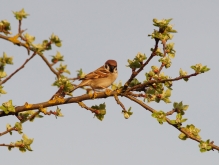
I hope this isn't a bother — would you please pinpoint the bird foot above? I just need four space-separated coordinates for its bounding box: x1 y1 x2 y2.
88 91 98 99
105 89 112 96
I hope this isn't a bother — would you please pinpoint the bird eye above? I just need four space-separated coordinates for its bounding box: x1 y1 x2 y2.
105 64 109 70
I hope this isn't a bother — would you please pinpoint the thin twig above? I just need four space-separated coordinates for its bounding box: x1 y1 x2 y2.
166 109 175 116
125 95 219 151
0 127 17 136
0 52 37 85
127 72 199 92
38 54 59 77
0 34 59 77
18 20 21 33
157 40 167 75
0 143 24 149
114 94 127 112
128 92 145 98
78 101 99 114
123 39 159 90
24 111 40 123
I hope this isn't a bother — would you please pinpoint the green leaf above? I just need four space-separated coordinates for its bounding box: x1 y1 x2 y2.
173 102 178 109
55 106 64 118
14 122 23 134
50 33 62 47
91 103 106 121
199 139 212 153
23 33 35 43
55 42 62 47
111 81 123 91
127 60 141 69
0 85 7 95
178 133 187 140
0 20 11 35
123 107 133 119
56 63 71 74
0 100 15 114
13 8 29 20
135 52 147 62
164 89 171 97
183 105 189 111
51 51 64 63
129 78 140 87
0 71 7 78
53 75 74 93
151 110 166 124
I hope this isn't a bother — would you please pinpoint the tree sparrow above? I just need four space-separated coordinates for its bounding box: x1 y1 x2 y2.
72 59 118 92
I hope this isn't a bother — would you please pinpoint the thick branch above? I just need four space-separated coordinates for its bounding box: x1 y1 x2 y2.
0 91 118 117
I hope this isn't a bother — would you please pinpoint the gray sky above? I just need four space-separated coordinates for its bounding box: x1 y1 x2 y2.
1 0 219 164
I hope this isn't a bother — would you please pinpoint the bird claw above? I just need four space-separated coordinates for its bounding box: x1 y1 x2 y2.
105 89 112 96
88 91 98 99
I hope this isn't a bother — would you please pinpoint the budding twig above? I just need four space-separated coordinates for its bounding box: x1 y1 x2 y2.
78 101 99 114
0 52 37 85
123 39 159 90
114 94 127 112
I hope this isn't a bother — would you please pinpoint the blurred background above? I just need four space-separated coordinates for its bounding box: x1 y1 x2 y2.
0 0 219 164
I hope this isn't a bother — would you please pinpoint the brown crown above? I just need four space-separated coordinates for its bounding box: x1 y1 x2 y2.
105 59 117 66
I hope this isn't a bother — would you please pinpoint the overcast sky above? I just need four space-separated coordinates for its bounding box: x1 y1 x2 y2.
1 0 219 164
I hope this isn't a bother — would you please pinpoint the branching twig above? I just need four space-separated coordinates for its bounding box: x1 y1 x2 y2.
128 72 198 92
0 52 37 85
125 95 219 151
0 34 59 77
0 91 119 118
23 110 40 123
123 39 159 90
38 53 59 77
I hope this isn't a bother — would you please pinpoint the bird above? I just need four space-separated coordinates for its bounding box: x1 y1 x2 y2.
72 59 118 93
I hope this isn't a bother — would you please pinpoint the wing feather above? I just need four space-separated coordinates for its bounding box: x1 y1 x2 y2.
81 66 110 80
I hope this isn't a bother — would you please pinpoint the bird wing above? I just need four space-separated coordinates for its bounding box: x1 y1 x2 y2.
82 66 110 80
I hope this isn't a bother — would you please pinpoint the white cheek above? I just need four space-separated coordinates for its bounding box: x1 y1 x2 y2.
105 64 109 70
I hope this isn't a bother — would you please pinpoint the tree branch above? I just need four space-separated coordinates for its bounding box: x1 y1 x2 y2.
78 101 100 114
0 52 37 85
0 34 59 77
113 94 127 112
157 40 167 75
0 91 118 117
125 95 219 151
0 127 17 136
0 143 25 149
127 72 199 92
123 39 159 90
